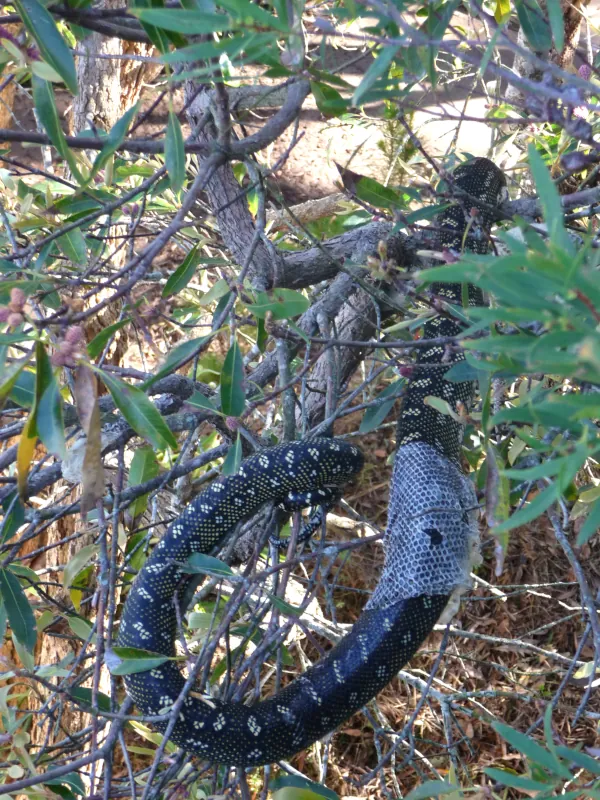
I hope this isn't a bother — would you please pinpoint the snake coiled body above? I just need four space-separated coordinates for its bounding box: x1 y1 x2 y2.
117 158 506 766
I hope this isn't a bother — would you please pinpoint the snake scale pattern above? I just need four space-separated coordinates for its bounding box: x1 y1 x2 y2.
117 158 507 766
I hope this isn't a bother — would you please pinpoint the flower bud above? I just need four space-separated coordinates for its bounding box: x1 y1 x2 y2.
579 64 592 81
9 287 25 309
7 311 23 327
64 325 84 345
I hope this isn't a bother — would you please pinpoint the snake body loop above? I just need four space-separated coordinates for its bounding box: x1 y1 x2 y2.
117 158 506 766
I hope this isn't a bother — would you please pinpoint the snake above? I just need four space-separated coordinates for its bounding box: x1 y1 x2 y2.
116 157 507 767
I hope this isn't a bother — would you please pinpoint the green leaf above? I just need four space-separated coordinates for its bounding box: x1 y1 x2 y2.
109 646 171 675
404 781 458 800
494 482 558 533
256 316 268 351
555 745 600 775
267 592 302 617
44 772 85 797
216 0 288 32
57 227 87 267
546 0 564 51
426 0 461 38
352 45 398 106
444 359 482 382
0 597 7 643
70 686 111 712
162 245 201 297
0 356 30 408
310 82 348 117
492 721 572 778
355 176 403 209
9 369 35 408
131 0 172 53
528 144 568 250
14 0 78 94
271 775 340 800
96 370 178 451
0 332 36 345
186 391 218 412
67 616 96 643
63 544 98 591
221 432 242 475
220 339 245 417
199 277 230 306
92 103 139 177
12 633 34 670
359 379 404 434
127 446 160 519
32 77 83 183
484 768 554 792
165 110 186 193
515 0 552 50
577 497 600 546
144 335 213 389
184 553 234 577
87 318 131 360
37 374 66 459
0 567 37 652
131 7 232 33
8 564 39 584
245 288 309 320
162 33 251 63
424 394 463 422
0 492 25 544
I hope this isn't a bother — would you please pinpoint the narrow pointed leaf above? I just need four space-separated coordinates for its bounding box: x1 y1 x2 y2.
220 339 245 417
127 446 160 519
484 768 553 792
494 482 558 533
245 288 309 320
63 544 98 592
92 103 139 177
132 8 232 33
14 0 77 94
528 145 568 250
493 721 572 778
96 370 178 451
185 554 234 577
87 318 131 360
404 781 457 800
221 432 242 475
37 376 66 459
546 0 564 52
70 687 112 712
162 245 201 297
0 567 37 651
32 77 83 182
577 497 600 546
515 0 552 51
352 45 398 106
165 110 186 192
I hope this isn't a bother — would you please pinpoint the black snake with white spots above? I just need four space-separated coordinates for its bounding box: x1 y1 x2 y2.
117 158 506 766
